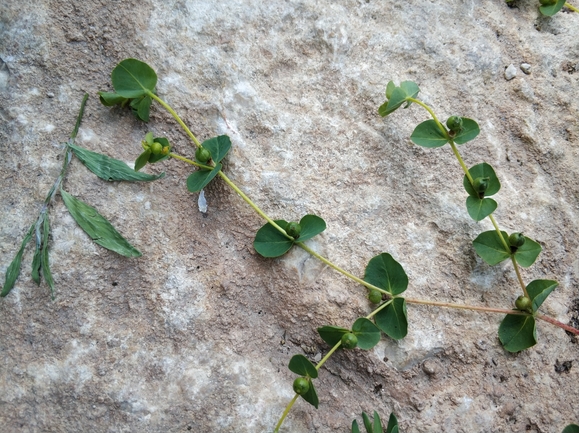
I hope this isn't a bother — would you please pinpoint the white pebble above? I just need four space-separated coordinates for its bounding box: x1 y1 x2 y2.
520 63 531 74
198 190 207 213
505 64 517 81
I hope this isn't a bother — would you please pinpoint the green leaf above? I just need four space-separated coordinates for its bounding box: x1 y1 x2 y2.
186 163 222 193
253 220 293 258
131 95 152 122
410 119 448 148
364 253 408 295
362 412 373 433
1 225 34 297
351 318 381 350
386 413 399 433
378 81 419 116
452 118 480 144
288 354 318 378
297 214 326 242
513 236 542 268
134 149 152 172
69 143 164 181
301 378 319 409
526 279 558 312
41 213 55 299
472 230 511 265
375 298 408 340
60 189 142 258
499 314 536 352
31 227 42 285
385 81 395 99
465 196 497 221
318 325 349 347
98 91 128 107
562 425 579 433
463 163 501 198
352 420 361 433
111 58 157 99
362 411 382 433
147 137 171 164
539 0 566 16
199 135 232 164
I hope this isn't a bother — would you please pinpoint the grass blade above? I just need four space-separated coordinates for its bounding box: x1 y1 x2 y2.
1 225 34 297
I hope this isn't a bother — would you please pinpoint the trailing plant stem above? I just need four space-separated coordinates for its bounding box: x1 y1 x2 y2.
537 314 579 335
168 152 212 170
449 141 474 184
405 297 524 315
149 92 202 148
316 340 343 371
510 256 529 297
565 2 579 12
365 299 394 320
488 214 511 252
273 393 299 433
406 97 447 137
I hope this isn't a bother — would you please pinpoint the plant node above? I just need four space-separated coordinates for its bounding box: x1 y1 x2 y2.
293 377 310 395
195 146 212 164
286 222 302 239
515 295 532 312
341 332 358 349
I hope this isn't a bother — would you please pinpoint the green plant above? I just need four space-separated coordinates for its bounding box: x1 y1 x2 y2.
505 0 579 15
352 411 399 433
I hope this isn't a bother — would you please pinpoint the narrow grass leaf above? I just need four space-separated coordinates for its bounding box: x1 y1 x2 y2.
453 118 480 144
526 279 558 312
362 412 373 433
351 318 381 350
318 325 349 347
375 298 408 340
253 220 294 258
466 196 497 221
498 314 537 352
297 214 326 242
200 135 231 164
372 411 383 433
352 420 361 433
386 413 399 433
513 236 542 268
1 225 34 297
41 214 55 299
31 229 42 285
301 379 319 409
472 230 510 265
111 58 157 98
364 253 408 295
539 0 566 16
288 354 318 378
61 189 142 257
410 119 448 148
463 163 501 197
70 143 164 181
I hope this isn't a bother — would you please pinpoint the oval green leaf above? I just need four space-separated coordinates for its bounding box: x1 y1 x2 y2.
69 143 164 181
539 0 566 16
410 119 448 148
466 196 497 221
301 378 319 409
199 135 232 164
297 214 326 242
351 318 381 350
317 325 349 347
130 95 152 122
472 230 510 266
452 118 480 145
134 149 151 172
463 163 501 198
498 314 536 352
288 354 318 378
60 189 142 258
111 58 157 98
513 236 542 268
526 279 558 312
374 298 408 340
562 425 579 433
0 225 34 297
364 253 408 295
253 220 293 258
98 91 128 107
186 163 222 193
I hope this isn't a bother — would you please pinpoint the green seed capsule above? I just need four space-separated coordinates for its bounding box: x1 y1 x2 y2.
446 116 463 132
509 233 525 248
515 295 532 311
150 141 163 155
341 332 358 349
473 177 489 194
368 289 382 304
161 146 170 156
293 377 310 395
286 222 302 239
195 147 212 163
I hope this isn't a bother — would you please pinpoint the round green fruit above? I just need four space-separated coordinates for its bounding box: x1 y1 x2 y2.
341 332 358 349
195 147 212 163
509 233 525 248
515 295 532 311
286 222 302 239
150 141 163 155
368 289 382 304
293 377 310 395
446 116 463 132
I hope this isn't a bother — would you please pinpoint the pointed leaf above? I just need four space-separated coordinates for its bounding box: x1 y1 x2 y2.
526 279 558 312
375 298 408 340
539 0 566 16
111 58 157 98
31 225 42 285
362 412 373 433
134 149 151 172
200 135 232 164
562 425 579 433
352 420 361 433
351 318 381 350
318 325 349 347
364 253 408 295
463 163 501 198
186 163 222 193
60 189 142 258
41 214 55 299
513 236 542 268
253 220 294 258
301 378 319 409
1 225 34 297
472 230 511 266
288 354 318 378
69 143 164 181
466 196 497 221
297 214 326 242
452 118 480 144
499 314 536 352
98 91 128 107
410 119 448 148
386 413 399 433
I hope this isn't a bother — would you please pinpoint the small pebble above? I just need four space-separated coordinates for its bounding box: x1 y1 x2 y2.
47 92 55 98
505 64 517 81
520 63 531 74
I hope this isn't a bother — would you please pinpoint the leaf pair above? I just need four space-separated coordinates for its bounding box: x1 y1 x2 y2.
187 135 232 193
498 279 558 352
473 230 541 267
253 215 326 258
99 59 158 121
288 355 319 408
352 411 399 433
378 81 420 117
463 163 501 221
318 318 381 350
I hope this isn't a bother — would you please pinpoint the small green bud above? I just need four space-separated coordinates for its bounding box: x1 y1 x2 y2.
195 147 212 163
161 146 170 156
473 177 490 194
150 141 163 155
515 295 532 311
509 233 526 248
446 116 463 132
341 332 358 349
293 377 310 395
368 289 382 304
286 222 302 239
